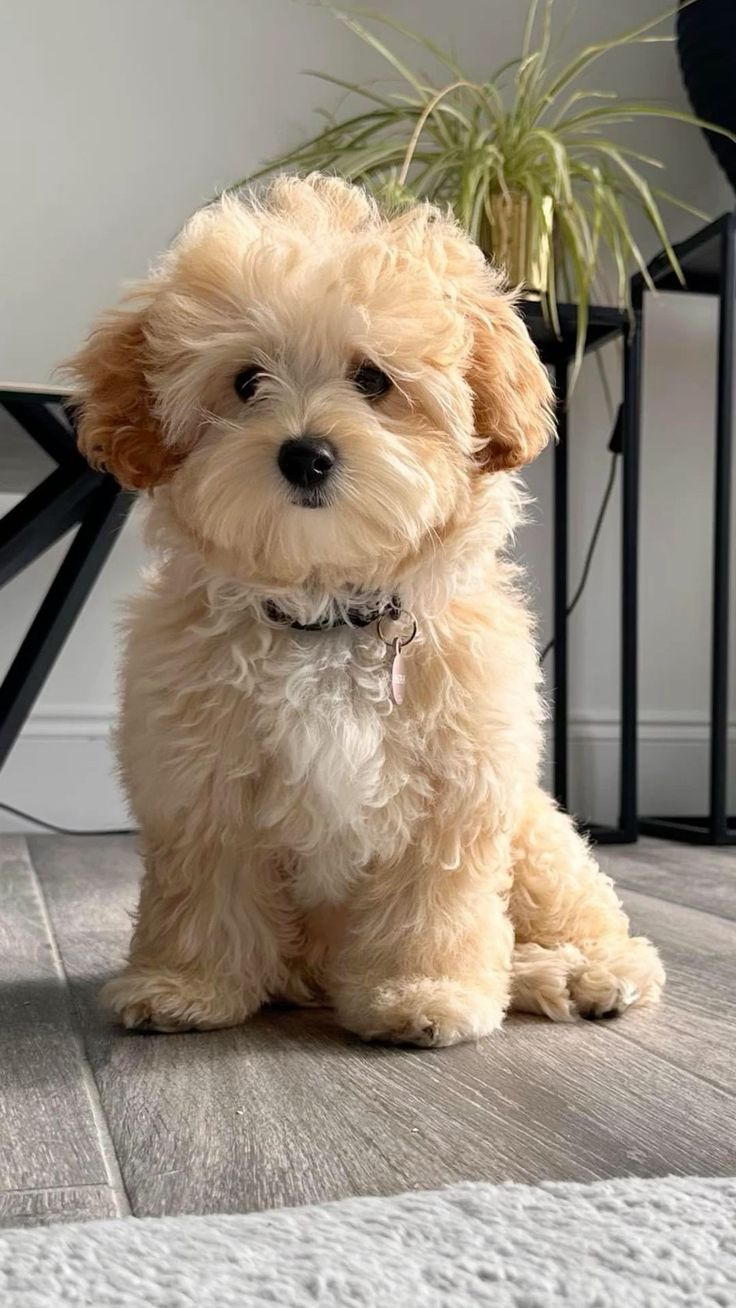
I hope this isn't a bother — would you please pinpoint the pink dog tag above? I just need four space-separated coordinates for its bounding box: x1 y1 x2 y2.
391 642 407 705
377 610 417 709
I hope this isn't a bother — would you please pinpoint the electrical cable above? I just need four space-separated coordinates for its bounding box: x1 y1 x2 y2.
0 800 135 836
540 405 622 664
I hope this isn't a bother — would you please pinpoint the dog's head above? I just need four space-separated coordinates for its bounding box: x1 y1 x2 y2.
67 175 553 589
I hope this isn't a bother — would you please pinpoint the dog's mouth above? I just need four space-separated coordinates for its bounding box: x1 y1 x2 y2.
288 485 332 510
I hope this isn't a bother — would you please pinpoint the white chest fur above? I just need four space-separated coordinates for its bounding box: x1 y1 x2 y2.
248 628 420 903
124 556 538 908
124 586 431 907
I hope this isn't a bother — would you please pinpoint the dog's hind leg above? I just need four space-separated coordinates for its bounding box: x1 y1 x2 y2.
508 788 664 1020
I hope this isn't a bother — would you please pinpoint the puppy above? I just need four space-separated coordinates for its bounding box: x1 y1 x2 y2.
67 175 664 1046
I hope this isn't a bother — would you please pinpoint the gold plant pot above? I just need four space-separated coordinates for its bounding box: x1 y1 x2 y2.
481 191 553 295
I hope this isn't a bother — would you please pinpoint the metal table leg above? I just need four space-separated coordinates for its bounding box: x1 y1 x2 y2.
0 477 133 771
0 464 101 588
639 213 736 844
553 355 569 811
709 217 735 841
619 306 642 841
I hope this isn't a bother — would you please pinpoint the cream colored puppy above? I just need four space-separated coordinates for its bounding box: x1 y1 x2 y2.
68 175 663 1046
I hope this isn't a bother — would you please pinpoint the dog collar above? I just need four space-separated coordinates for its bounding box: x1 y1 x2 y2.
262 595 403 632
262 595 417 706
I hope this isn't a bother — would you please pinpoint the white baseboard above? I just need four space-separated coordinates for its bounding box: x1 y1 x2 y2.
0 706 127 833
18 705 116 738
546 711 736 827
568 709 736 743
1 706 734 834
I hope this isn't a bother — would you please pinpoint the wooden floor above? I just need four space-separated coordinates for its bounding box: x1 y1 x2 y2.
1 834 734 1229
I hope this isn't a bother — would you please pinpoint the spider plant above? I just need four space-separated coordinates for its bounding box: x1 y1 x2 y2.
240 1 732 378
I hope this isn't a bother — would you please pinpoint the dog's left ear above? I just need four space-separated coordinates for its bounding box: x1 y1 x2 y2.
465 289 555 474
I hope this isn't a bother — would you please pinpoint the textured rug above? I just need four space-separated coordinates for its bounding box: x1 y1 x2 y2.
1 1175 734 1307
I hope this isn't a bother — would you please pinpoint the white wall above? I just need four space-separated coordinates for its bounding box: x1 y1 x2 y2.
1 0 733 829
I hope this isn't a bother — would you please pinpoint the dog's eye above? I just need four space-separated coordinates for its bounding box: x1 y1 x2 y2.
352 362 392 400
234 366 262 402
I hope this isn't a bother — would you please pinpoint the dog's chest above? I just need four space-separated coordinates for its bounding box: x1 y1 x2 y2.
246 631 420 889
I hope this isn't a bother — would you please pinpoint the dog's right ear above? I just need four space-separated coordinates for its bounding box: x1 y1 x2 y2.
65 291 180 491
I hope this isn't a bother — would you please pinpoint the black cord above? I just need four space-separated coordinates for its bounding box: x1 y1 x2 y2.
540 448 619 664
0 800 136 837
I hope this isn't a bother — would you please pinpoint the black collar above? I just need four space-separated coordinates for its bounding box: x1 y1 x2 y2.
263 595 402 632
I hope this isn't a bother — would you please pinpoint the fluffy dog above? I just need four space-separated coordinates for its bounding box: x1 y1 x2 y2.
67 175 664 1046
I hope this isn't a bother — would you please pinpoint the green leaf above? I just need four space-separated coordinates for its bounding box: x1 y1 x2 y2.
566 137 665 170
303 71 396 108
532 129 573 202
556 205 591 385
327 8 432 96
411 155 462 199
261 108 394 157
522 0 541 59
543 8 681 106
602 209 629 305
584 141 684 282
545 88 617 127
650 188 710 223
517 0 554 116
338 7 467 80
488 56 523 85
558 102 736 143
600 184 657 290
387 92 466 151
397 80 496 186
466 165 492 242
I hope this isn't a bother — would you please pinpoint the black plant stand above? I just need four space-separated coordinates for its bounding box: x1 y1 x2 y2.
521 303 641 844
0 385 133 772
633 213 736 844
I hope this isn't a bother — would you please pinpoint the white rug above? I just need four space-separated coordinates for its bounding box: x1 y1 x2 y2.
1 1176 734 1307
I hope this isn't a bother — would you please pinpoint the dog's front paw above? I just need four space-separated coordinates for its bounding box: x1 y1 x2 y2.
101 969 255 1033
336 977 508 1048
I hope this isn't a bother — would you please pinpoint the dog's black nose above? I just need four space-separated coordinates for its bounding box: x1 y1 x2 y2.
277 437 336 489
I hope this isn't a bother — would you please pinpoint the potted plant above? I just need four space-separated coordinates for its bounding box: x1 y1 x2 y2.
241 1 731 375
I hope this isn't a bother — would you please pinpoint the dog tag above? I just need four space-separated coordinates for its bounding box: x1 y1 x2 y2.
377 609 416 709
391 639 407 705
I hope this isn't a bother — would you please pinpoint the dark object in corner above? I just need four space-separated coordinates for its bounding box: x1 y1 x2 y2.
678 0 736 193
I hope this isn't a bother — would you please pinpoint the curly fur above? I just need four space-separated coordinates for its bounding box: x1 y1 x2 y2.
65 175 664 1046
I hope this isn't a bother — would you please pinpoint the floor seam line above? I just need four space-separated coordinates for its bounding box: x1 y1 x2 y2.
24 839 133 1219
0 1182 115 1200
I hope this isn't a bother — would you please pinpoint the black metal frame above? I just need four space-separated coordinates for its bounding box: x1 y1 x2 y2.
522 303 641 844
634 213 736 844
0 387 133 772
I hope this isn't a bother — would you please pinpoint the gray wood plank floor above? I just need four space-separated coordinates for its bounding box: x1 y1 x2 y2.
0 839 127 1228
0 833 733 1228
